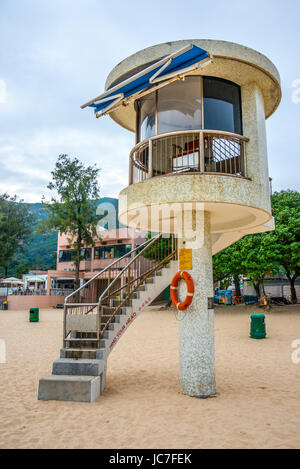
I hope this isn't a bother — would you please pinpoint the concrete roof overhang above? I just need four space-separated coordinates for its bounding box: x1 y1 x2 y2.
103 39 281 132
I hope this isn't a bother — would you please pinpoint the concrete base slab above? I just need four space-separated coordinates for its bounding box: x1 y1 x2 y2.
38 375 100 403
52 358 104 377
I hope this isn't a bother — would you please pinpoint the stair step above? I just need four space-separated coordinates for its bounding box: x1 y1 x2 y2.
65 338 98 342
74 332 97 338
38 374 101 403
63 349 98 359
99 325 114 335
145 278 154 284
101 306 115 314
110 314 120 323
66 339 98 349
100 314 114 321
112 299 132 306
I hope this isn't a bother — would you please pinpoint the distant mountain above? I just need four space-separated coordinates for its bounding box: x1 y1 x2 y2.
8 203 58 276
7 198 121 277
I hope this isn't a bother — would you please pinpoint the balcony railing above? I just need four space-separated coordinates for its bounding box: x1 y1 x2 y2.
129 130 249 185
50 288 74 297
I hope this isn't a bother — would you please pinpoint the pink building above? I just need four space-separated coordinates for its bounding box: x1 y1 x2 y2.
46 227 145 298
8 198 145 309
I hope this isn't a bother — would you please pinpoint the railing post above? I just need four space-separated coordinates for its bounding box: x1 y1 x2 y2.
199 131 205 172
129 152 133 185
148 139 153 178
243 140 247 177
127 265 131 306
107 268 112 305
97 303 101 345
63 305 67 348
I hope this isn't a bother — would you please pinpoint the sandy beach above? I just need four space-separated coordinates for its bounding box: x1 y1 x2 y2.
0 304 299 449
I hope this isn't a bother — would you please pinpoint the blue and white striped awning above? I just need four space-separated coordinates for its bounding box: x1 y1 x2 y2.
81 44 212 118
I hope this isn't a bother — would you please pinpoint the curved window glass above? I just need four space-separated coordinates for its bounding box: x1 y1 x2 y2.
137 93 156 141
157 77 202 135
136 76 242 142
203 77 242 134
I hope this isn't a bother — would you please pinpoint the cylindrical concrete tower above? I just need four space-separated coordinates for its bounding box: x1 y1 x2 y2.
82 40 281 397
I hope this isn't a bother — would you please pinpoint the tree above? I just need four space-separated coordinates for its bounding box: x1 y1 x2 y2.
0 194 34 277
214 231 278 298
38 155 101 293
267 190 300 303
15 263 30 278
213 190 300 303
237 233 277 298
213 243 244 296
143 232 174 262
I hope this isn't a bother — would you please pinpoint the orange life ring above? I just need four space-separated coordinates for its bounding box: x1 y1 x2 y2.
170 271 194 311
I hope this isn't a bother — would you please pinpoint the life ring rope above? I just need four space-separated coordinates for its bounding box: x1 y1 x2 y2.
170 271 194 311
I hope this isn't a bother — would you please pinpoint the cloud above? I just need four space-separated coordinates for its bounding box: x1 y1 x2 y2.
0 80 7 104
0 0 299 206
0 127 132 202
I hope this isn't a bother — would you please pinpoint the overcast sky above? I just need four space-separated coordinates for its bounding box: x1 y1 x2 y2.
0 0 299 202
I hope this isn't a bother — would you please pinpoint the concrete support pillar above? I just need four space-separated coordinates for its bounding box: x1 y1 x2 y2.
46 277 51 295
178 211 216 398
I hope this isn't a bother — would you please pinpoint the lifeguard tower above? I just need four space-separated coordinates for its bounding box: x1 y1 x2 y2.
38 40 281 402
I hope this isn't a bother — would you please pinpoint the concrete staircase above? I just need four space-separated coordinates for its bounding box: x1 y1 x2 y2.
38 259 177 403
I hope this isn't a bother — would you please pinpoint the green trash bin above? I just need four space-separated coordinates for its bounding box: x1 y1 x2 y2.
29 307 39 322
3 301 8 310
250 313 266 339
163 285 171 301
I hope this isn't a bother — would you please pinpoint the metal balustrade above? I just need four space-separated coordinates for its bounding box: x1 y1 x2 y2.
129 130 249 184
63 233 178 347
50 288 74 297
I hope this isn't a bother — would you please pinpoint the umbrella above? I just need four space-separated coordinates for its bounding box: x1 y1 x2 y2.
1 277 24 285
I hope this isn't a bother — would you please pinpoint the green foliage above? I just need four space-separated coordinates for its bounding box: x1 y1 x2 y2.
213 190 300 302
4 203 58 277
143 233 174 262
213 243 244 282
0 194 35 276
267 190 300 302
237 233 277 297
14 263 30 278
270 190 300 272
37 154 101 290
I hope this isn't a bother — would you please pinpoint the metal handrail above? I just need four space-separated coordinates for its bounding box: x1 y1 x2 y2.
130 129 249 158
100 250 175 336
98 233 161 306
63 233 177 347
129 129 249 184
64 234 160 305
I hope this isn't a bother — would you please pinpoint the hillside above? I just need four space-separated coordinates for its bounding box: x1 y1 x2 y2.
7 198 121 277
8 203 58 276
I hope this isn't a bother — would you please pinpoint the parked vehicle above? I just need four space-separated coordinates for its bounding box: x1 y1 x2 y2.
214 290 234 305
243 295 258 305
